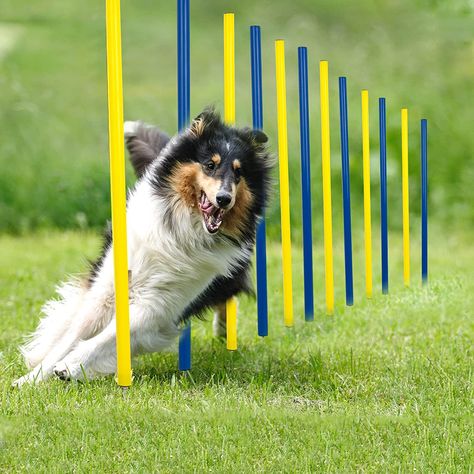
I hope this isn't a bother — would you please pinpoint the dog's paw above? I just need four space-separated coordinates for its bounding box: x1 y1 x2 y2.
53 367 71 381
53 358 94 382
53 361 82 382
12 368 44 388
12 374 30 388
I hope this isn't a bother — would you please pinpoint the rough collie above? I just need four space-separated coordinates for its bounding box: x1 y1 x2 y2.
14 108 272 386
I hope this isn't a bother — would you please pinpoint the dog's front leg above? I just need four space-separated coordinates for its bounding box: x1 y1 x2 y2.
53 305 179 381
213 300 239 339
52 318 120 381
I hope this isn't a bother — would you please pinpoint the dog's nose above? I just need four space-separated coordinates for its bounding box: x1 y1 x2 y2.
216 191 232 208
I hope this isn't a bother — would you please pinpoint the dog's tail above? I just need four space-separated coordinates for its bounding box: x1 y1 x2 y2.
124 121 170 178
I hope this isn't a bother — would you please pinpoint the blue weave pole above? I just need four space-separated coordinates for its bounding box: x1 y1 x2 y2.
178 0 191 370
379 98 388 294
298 47 314 320
338 77 354 306
251 26 268 336
421 119 428 285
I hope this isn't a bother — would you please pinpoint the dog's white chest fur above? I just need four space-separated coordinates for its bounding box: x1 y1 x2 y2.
126 181 243 311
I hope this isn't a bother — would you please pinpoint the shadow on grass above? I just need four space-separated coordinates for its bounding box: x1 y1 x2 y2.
131 334 345 394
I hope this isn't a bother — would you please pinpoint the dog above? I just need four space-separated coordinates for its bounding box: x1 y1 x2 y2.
13 108 273 386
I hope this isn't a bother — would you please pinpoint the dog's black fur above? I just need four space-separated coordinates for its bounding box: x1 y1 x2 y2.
123 108 272 323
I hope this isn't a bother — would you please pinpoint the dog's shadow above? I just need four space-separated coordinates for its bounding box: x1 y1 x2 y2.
131 336 343 395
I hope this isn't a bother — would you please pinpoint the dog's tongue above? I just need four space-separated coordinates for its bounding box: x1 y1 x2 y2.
199 193 224 233
200 193 214 214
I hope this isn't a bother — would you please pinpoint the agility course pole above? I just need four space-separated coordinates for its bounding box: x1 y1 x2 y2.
401 108 410 286
421 119 428 285
379 98 389 294
178 0 191 371
298 47 314 320
105 0 132 388
224 13 237 350
361 90 373 298
298 47 314 321
250 25 268 336
339 77 354 306
319 60 334 315
275 40 294 327
224 13 236 125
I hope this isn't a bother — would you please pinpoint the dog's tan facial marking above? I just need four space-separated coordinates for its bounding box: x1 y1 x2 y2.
232 159 241 171
211 154 221 166
221 178 253 237
170 162 201 208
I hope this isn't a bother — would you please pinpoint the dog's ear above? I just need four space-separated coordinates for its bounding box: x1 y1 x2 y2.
189 107 220 137
240 128 268 146
250 129 268 144
240 127 275 170
124 121 170 178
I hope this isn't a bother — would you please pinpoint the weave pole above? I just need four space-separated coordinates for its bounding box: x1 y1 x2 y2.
105 0 132 388
224 13 237 350
361 90 373 298
401 108 410 286
379 98 389 294
339 77 354 306
298 47 314 320
275 40 294 327
177 0 191 371
319 60 334 315
421 119 428 285
250 25 268 336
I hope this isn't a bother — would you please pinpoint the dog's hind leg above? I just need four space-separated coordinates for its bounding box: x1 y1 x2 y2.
19 281 87 369
213 302 227 338
13 286 114 387
13 323 88 387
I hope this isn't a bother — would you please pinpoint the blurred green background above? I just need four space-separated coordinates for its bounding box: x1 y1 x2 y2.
0 0 472 237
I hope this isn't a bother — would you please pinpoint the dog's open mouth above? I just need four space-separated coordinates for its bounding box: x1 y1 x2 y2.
199 192 225 234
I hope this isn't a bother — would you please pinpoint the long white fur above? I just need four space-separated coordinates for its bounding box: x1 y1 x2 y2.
14 154 249 387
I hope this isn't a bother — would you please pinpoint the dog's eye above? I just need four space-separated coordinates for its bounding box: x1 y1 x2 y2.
206 161 215 171
234 168 241 180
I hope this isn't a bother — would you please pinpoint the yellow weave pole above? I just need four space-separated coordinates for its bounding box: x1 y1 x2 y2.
224 13 237 350
401 108 410 286
226 298 237 351
361 90 373 298
275 40 294 327
224 13 235 124
319 61 334 314
105 0 132 387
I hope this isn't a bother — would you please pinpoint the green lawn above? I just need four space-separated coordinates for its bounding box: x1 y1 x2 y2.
0 228 472 472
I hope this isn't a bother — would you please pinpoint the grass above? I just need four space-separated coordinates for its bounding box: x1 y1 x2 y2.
0 227 473 472
0 0 473 234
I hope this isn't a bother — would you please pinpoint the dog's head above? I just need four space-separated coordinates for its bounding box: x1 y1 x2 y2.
152 108 273 238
